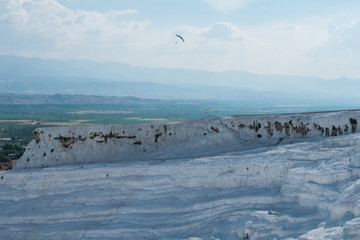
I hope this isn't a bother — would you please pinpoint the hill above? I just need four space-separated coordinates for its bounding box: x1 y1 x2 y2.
1 55 360 105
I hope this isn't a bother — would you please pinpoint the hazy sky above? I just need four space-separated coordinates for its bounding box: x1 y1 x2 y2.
1 0 360 79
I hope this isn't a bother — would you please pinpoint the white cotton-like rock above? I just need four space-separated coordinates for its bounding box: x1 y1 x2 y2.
343 217 360 240
298 226 343 240
349 145 360 167
1 111 360 239
15 110 360 169
335 180 360 218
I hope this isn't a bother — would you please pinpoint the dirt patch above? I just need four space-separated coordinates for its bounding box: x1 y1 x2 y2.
54 136 87 148
68 110 132 114
40 120 90 126
0 120 39 125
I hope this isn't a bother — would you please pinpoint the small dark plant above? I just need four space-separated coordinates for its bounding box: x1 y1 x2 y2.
350 118 358 125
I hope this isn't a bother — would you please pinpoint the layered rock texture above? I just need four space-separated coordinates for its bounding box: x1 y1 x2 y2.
16 110 360 169
1 110 360 239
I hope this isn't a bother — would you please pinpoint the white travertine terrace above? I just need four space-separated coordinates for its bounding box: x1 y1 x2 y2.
1 110 360 239
15 110 360 169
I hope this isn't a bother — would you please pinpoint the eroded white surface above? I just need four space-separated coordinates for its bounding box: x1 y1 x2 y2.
1 111 360 239
15 111 360 169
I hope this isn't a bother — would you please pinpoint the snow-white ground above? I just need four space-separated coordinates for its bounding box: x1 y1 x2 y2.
1 111 360 239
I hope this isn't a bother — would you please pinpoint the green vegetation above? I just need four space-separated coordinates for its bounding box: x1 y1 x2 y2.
0 122 42 163
1 93 358 164
0 143 23 163
0 98 230 163
0 121 41 142
0 103 209 124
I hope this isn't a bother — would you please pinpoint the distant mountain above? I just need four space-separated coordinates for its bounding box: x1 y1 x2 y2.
0 55 359 105
0 93 163 105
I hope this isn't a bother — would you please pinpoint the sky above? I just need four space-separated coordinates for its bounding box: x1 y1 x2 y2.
1 0 360 79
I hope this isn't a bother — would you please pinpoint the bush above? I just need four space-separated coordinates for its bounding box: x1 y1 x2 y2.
350 118 358 125
0 152 10 163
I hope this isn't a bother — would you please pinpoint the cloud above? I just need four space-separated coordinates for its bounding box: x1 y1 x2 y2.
307 19 360 59
167 22 257 72
201 0 254 12
273 24 296 31
203 22 244 39
177 22 246 41
328 20 360 50
2 0 360 79
0 0 147 60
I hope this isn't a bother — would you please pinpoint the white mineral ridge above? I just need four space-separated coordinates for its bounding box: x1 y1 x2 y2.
15 110 360 169
1 110 360 239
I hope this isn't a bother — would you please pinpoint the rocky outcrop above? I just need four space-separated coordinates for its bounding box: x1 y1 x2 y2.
15 110 360 169
2 110 360 239
2 127 360 239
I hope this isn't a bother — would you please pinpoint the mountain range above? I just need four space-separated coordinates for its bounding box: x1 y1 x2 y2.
0 55 359 107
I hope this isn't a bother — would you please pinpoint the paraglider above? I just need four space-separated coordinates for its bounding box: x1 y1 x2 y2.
175 34 184 42
204 107 213 114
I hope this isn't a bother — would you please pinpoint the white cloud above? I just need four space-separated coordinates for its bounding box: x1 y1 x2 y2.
273 24 296 31
176 22 247 40
171 16 360 79
0 0 147 61
306 19 360 58
203 22 244 39
1 0 360 79
328 20 360 50
163 22 257 72
202 0 254 11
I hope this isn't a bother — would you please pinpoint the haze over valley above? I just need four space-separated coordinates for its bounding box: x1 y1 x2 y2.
1 55 360 110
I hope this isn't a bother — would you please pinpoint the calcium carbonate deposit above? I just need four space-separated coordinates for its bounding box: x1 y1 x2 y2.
1 110 360 239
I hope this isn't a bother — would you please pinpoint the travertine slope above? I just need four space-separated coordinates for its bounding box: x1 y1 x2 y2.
1 111 360 239
16 110 360 169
